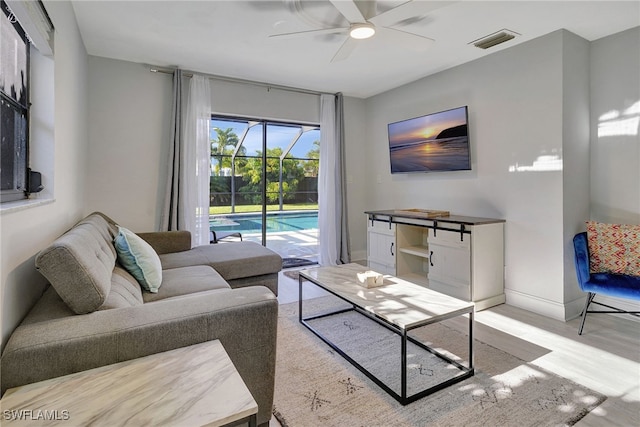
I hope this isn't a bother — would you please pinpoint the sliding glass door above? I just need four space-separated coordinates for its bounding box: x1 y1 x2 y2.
209 116 320 267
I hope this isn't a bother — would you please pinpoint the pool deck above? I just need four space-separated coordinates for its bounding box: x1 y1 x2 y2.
239 229 319 264
211 211 319 264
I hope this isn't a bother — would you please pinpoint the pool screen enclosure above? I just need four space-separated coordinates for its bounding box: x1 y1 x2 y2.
209 116 320 266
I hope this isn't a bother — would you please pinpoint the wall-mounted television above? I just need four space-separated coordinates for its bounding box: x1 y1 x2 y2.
388 106 470 173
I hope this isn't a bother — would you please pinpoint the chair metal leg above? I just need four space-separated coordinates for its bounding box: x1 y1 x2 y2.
578 292 596 335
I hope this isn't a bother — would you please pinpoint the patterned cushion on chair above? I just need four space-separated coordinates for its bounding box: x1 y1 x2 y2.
586 221 640 276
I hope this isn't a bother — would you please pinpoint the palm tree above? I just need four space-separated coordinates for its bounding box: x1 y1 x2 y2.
304 140 320 177
211 128 239 175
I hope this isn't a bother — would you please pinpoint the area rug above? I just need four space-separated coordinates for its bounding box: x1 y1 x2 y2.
273 297 606 427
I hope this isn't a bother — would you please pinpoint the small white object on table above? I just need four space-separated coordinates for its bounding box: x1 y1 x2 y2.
356 270 385 288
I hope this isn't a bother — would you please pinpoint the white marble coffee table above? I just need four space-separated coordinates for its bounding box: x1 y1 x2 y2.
0 340 257 426
299 263 475 405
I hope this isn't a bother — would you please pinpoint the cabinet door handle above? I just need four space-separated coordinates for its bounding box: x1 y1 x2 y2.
390 242 394 256
430 251 434 267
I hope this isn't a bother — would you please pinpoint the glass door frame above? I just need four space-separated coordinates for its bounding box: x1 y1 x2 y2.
210 114 320 248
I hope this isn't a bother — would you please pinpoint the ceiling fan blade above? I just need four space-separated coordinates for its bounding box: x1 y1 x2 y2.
269 27 348 39
331 37 358 62
370 1 457 27
329 0 366 23
379 26 434 51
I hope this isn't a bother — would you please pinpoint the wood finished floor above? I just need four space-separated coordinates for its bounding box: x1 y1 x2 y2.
270 269 640 426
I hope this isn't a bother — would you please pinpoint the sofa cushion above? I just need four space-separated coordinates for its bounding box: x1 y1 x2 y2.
142 266 231 303
19 286 75 325
158 241 282 281
35 214 118 314
114 227 163 293
99 266 144 310
586 221 640 276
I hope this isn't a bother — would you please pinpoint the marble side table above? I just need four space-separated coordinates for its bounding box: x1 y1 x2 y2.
0 340 257 427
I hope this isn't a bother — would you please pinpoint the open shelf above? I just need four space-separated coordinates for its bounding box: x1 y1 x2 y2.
398 245 429 259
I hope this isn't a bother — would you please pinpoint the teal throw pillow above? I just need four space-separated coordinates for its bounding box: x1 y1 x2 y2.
114 226 163 293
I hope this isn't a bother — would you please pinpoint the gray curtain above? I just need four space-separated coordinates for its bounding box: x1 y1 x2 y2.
336 93 351 264
160 69 183 231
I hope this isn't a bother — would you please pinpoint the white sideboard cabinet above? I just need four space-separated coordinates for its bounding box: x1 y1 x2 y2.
365 210 506 310
367 219 396 275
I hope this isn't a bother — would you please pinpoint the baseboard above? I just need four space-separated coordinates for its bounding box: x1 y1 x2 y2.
475 294 506 311
504 289 640 323
505 289 568 321
350 250 367 265
564 296 588 321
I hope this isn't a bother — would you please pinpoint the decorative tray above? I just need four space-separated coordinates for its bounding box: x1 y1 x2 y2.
393 209 450 218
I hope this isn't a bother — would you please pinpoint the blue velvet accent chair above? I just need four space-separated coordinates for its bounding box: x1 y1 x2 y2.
573 232 640 335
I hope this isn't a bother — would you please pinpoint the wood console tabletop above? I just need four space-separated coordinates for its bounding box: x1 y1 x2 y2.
0 340 257 427
365 209 505 226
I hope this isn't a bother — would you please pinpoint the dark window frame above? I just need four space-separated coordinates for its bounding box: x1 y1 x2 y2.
1 0 30 203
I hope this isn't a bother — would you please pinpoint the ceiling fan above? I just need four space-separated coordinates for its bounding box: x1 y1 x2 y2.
270 0 452 62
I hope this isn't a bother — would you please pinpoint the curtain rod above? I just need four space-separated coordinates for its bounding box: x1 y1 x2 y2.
149 67 336 97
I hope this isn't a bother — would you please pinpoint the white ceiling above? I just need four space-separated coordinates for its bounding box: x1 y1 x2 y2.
71 0 640 98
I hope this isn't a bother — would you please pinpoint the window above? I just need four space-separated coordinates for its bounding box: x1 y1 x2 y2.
1 0 29 202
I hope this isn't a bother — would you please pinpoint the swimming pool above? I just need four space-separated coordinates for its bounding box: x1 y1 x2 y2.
210 210 318 234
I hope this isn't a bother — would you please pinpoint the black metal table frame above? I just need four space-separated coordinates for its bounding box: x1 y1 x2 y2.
299 271 475 405
224 414 256 427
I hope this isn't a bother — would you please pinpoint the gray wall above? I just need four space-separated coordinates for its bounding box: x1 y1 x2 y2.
3 22 638 349
84 57 339 231
350 28 639 319
359 30 581 319
82 28 639 321
1 1 89 349
86 57 173 231
343 96 368 261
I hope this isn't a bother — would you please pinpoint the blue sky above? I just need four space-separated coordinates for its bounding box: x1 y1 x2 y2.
211 119 319 158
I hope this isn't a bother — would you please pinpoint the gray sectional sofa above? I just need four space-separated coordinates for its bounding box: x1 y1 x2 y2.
0 212 281 426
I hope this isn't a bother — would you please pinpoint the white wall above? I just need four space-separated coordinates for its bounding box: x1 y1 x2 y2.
0 0 89 349
590 27 640 224
589 27 640 313
353 30 591 320
561 31 591 309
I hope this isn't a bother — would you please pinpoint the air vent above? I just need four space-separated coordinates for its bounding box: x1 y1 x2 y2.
470 29 519 50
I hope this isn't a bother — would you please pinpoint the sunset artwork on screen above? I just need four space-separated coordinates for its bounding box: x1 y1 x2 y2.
388 106 470 173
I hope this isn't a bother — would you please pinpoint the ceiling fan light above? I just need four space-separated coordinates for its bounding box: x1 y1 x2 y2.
350 23 375 39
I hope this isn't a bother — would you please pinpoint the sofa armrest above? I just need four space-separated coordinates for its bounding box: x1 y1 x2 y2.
137 231 192 254
1 286 277 425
